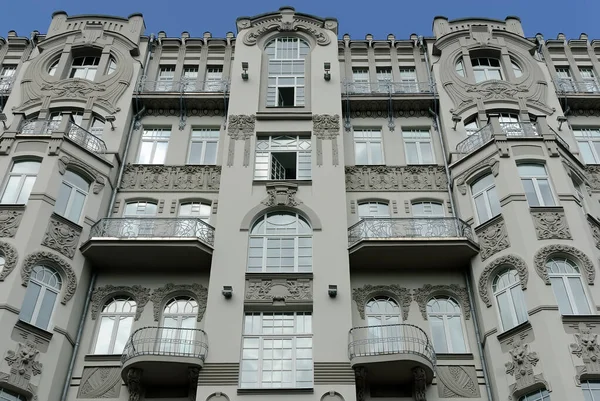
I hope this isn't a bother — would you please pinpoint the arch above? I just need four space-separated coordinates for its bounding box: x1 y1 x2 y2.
413 284 471 320
150 283 207 322
0 240 18 281
20 251 76 304
240 203 322 231
58 155 105 194
456 157 499 195
206 392 230 401
351 284 412 321
534 244 595 285
90 284 151 321
479 254 528 307
320 391 344 401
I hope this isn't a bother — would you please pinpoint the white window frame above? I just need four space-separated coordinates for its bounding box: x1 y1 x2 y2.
19 265 61 331
470 173 501 224
411 201 444 217
55 170 90 223
254 135 311 180
160 297 198 355
398 68 418 93
376 67 392 92
353 129 383 165
547 258 592 315
157 66 175 91
471 57 503 83
69 56 100 80
123 201 158 237
178 201 212 223
92 297 137 354
181 66 198 91
0 160 41 205
352 67 370 93
0 65 16 91
579 67 599 92
582 380 600 401
266 38 308 107
188 129 219 165
492 269 528 332
240 312 313 389
0 388 26 401
518 164 556 207
403 129 435 164
519 389 551 401
574 128 600 164
137 128 170 164
357 201 390 218
556 67 574 92
426 296 468 353
204 66 224 92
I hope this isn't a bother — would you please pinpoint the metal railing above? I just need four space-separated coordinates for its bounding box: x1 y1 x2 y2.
66 122 107 154
499 121 538 137
89 217 215 246
348 217 474 246
0 76 14 93
342 81 434 95
19 119 61 135
348 323 436 365
456 124 494 154
121 326 208 365
555 79 600 94
138 78 229 93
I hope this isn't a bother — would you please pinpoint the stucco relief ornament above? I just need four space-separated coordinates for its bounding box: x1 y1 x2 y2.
530 211 572 240
41 217 81 259
21 251 77 304
261 183 302 207
533 244 595 285
227 114 255 167
0 208 24 237
0 241 18 281
40 80 106 98
475 217 510 261
90 285 151 321
478 254 528 307
505 341 547 397
571 323 600 383
5 342 42 377
413 284 471 320
464 81 528 100
412 367 427 401
150 283 208 322
313 114 340 166
126 368 142 401
352 284 412 320
245 279 312 302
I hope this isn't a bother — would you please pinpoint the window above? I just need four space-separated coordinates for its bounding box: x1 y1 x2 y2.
498 113 535 136
518 164 555 207
403 130 434 164
107 57 117 75
254 135 311 180
493 269 528 331
181 66 198 91
376 67 392 92
580 67 599 92
519 389 550 401
55 170 90 223
70 56 100 80
0 65 16 91
124 201 157 217
353 129 383 165
179 202 211 223
156 66 175 91
511 58 523 78
204 66 224 92
266 38 308 107
19 265 61 330
412 201 444 217
188 129 219 165
547 257 591 315
0 388 26 401
48 60 59 77
89 117 104 140
471 57 502 82
352 67 370 93
241 312 313 389
427 297 467 353
574 128 600 164
365 297 402 354
123 201 157 236
1 161 41 204
398 68 418 93
137 128 170 164
358 201 390 218
248 212 312 273
93 297 136 354
455 59 465 77
471 173 501 223
556 67 574 92
160 297 198 354
583 380 600 401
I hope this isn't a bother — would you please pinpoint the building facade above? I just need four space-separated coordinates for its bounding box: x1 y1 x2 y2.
0 7 600 401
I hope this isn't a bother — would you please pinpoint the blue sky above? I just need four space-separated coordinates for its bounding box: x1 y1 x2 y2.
1 0 599 40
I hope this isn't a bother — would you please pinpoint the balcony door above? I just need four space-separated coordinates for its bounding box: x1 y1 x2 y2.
123 201 157 237
160 297 198 355
365 296 402 355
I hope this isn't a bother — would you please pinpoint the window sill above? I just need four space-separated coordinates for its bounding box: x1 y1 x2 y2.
528 205 563 213
561 314 600 324
253 179 312 186
15 319 53 341
84 354 122 362
496 320 532 342
245 272 313 279
0 203 27 210
435 353 474 361
256 110 312 121
237 388 313 395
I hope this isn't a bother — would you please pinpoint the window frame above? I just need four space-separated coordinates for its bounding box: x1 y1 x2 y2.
266 37 309 108
69 56 100 81
0 160 41 205
519 389 551 401
357 201 390 218
574 128 600 164
402 129 435 164
178 201 212 223
426 296 468 353
19 265 62 331
353 129 384 165
187 128 220 165
0 388 26 401
470 173 501 224
352 67 370 93
55 170 90 224
517 164 556 207
582 380 600 401
137 128 171 164
411 201 445 217
204 66 224 92
471 57 503 83
547 257 593 315
92 297 137 355
492 268 528 332
254 135 312 181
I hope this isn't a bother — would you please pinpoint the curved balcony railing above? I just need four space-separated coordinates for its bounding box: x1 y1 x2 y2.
121 326 208 365
66 121 107 154
138 78 229 93
89 217 215 246
342 81 434 95
456 124 493 155
348 217 474 246
348 323 436 365
555 79 600 94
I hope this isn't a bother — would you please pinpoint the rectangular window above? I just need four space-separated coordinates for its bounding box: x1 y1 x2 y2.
188 128 219 165
574 128 600 164
352 67 370 93
582 380 600 401
70 57 100 80
254 136 311 180
471 58 502 83
376 67 392 92
471 174 501 223
137 128 170 164
0 161 40 205
353 129 383 165
0 65 16 91
556 67 574 92
403 130 434 164
267 38 308 107
157 66 175 91
398 68 418 93
579 67 599 92
204 66 224 92
241 312 313 389
181 66 198 91
518 164 556 207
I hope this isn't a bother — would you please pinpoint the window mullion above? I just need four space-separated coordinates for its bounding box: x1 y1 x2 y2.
442 315 453 352
109 315 119 353
30 285 45 325
483 191 493 220
200 140 207 164
563 276 579 313
294 236 299 272
506 288 519 327
262 235 268 272
291 336 297 387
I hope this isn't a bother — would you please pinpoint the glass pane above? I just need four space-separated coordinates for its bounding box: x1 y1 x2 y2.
550 277 574 314
114 316 133 353
487 188 501 217
19 283 41 323
137 142 153 163
471 174 493 194
522 179 540 206
510 286 528 324
497 292 516 330
419 142 434 164
474 194 490 222
188 142 203 164
370 143 383 164
204 142 218 165
1 176 20 203
67 190 86 222
578 142 597 164
94 317 115 354
430 317 448 353
568 277 591 314
35 289 57 330
13 161 40 174
537 179 555 206
355 143 367 164
405 143 418 164
448 316 467 353
153 142 168 164
17 176 36 204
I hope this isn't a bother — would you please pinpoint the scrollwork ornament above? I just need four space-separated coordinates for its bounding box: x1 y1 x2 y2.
475 217 510 261
41 217 81 259
21 251 77 304
150 283 208 322
505 341 547 397
533 244 595 285
0 208 24 237
312 114 340 139
0 241 18 281
352 284 412 320
90 285 151 321
5 341 42 377
531 211 571 240
413 284 471 320
478 254 528 307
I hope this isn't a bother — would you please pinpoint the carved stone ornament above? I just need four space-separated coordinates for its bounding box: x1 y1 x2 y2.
41 79 106 98
261 182 302 207
90 285 151 321
412 366 427 401
41 216 81 259
464 80 529 100
78 367 121 399
478 254 528 307
531 210 572 240
456 158 499 196
0 240 18 281
313 114 340 139
437 365 480 398
0 207 24 237
352 284 412 320
227 115 256 140
58 155 106 194
588 216 600 250
570 323 600 384
5 341 42 378
504 341 548 398
126 368 142 401
346 165 448 192
475 216 510 261
533 244 595 285
245 278 312 304
119 164 221 192
354 367 367 401
21 251 77 305
151 283 208 322
586 165 600 192
413 284 471 320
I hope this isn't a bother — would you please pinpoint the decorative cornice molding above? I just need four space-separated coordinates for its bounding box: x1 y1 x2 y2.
534 244 595 285
479 254 528 307
530 209 571 240
352 284 412 320
413 284 471 320
0 241 18 281
345 165 448 192
150 283 208 322
21 251 77 304
475 215 510 261
90 285 151 321
41 215 81 259
261 182 302 207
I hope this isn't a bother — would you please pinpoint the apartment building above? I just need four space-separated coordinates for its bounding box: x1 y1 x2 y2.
0 7 599 401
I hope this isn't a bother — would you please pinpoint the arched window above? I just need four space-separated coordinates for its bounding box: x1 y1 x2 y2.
93 297 136 354
547 257 591 315
582 380 600 400
519 389 550 401
55 170 90 223
511 58 523 78
366 296 401 326
179 201 211 223
161 297 198 355
107 57 117 75
412 201 444 217
493 269 528 331
455 59 465 77
427 296 467 353
365 296 402 354
248 212 312 273
358 201 390 218
0 388 26 401
266 37 309 107
19 265 62 330
471 173 501 224
471 57 503 82
0 160 41 205
48 59 59 76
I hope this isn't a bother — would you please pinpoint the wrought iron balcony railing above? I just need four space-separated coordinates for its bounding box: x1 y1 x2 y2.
348 323 436 364
138 78 229 93
0 76 14 93
89 217 215 246
19 119 61 135
555 79 600 94
499 121 538 137
348 217 474 246
18 119 107 155
121 326 208 365
456 124 494 155
342 81 434 95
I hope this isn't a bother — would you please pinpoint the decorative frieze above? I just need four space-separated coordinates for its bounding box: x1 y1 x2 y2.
21 251 77 304
245 278 312 304
261 182 301 207
534 244 595 285
90 285 151 321
227 114 255 167
475 216 510 261
413 284 471 320
437 366 480 398
150 283 208 322
120 164 221 191
313 114 340 166
345 165 447 192
78 367 121 398
478 254 528 307
571 323 600 384
504 341 548 399
41 215 81 259
0 241 18 281
530 209 571 240
0 207 24 237
352 284 412 320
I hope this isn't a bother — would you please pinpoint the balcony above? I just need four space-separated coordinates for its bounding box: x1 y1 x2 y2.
342 81 434 96
349 324 435 385
121 326 207 386
18 119 106 155
348 218 478 269
80 218 214 270
136 78 230 111
554 79 600 108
